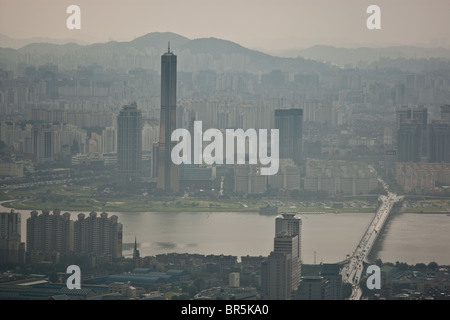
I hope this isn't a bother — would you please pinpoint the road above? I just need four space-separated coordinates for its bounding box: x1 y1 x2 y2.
341 167 403 300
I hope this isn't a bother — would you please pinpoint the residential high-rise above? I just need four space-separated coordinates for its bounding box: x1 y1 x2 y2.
156 45 179 192
26 209 73 262
102 126 117 153
73 211 122 260
0 210 24 264
117 102 142 186
275 109 303 165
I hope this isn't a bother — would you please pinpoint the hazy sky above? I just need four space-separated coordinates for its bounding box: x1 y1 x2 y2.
1 0 449 50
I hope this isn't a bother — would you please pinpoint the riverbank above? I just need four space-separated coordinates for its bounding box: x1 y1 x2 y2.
1 196 377 214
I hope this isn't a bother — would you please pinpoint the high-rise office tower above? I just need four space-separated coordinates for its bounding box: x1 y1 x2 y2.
319 263 343 300
441 105 450 123
395 105 428 161
32 123 59 163
275 109 303 165
156 45 179 192
429 120 450 163
275 213 302 291
275 212 302 236
0 210 24 264
397 122 421 162
117 102 142 186
261 213 302 300
274 233 300 293
396 106 410 131
261 251 293 300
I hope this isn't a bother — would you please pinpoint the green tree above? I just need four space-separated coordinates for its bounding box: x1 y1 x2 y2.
182 284 198 298
395 261 408 271
193 278 205 291
415 263 427 271
375 258 383 267
427 261 439 271
342 282 353 299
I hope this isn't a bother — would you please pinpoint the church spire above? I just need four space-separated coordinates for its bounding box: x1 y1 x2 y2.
133 235 140 261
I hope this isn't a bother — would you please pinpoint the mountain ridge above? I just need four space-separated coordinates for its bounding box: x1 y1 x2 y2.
0 32 449 73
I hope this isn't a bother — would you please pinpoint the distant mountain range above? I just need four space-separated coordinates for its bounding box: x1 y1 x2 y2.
0 34 89 50
274 45 450 66
0 32 449 73
0 32 331 73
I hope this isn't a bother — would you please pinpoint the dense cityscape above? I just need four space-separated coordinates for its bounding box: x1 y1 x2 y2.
0 29 449 301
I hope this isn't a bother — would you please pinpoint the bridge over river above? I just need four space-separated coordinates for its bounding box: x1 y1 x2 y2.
339 167 403 300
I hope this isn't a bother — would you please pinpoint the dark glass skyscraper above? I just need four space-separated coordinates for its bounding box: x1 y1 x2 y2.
117 102 142 186
429 121 450 163
397 122 421 162
156 45 179 192
396 105 428 161
32 123 56 164
275 109 303 165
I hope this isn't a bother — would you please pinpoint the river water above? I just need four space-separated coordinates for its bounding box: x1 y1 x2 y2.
6 203 450 265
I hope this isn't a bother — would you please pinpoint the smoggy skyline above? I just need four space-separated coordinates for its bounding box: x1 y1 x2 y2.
1 0 450 52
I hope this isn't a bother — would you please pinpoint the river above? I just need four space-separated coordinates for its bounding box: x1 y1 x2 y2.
4 202 450 265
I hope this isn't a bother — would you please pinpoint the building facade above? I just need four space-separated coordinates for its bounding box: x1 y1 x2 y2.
74 211 123 260
117 102 143 186
0 210 24 264
156 46 179 193
26 209 73 262
275 213 302 291
261 251 292 300
295 276 330 300
275 108 303 165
